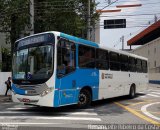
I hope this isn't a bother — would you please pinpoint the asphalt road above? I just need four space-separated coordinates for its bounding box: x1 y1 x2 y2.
0 85 160 130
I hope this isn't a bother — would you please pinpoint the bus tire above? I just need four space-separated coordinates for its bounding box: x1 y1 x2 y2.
77 89 91 108
129 85 136 99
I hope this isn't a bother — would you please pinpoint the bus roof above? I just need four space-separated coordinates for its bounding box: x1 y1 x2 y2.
15 31 147 61
60 32 147 61
60 32 99 48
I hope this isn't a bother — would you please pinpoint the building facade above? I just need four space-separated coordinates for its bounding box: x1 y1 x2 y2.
128 20 160 84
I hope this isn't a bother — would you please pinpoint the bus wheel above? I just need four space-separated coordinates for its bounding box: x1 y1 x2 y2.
129 85 136 99
77 89 91 108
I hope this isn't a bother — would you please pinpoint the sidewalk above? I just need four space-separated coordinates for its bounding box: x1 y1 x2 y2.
149 83 160 89
0 95 12 102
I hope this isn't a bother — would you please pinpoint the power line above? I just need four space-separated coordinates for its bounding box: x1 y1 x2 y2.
100 13 160 17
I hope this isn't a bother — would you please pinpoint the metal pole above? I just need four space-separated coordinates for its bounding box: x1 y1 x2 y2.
87 0 91 40
122 35 124 50
30 0 34 34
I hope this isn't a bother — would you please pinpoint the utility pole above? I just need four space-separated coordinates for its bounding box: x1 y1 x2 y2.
30 0 34 34
121 35 124 50
87 0 91 40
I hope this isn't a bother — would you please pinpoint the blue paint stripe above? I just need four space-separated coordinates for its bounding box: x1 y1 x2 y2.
60 33 99 48
149 80 160 85
12 84 26 95
54 90 60 107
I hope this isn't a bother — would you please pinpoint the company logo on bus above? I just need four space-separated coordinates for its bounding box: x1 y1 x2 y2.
101 73 113 79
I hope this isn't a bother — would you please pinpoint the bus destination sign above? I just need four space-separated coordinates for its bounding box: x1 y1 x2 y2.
18 35 45 48
16 33 54 48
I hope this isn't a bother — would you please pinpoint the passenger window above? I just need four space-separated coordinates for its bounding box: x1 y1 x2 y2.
57 39 76 78
129 57 136 72
96 49 109 70
120 55 128 71
79 45 95 68
136 59 142 73
142 60 148 73
109 52 120 71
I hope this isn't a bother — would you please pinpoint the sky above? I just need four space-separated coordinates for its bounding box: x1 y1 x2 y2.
96 0 160 50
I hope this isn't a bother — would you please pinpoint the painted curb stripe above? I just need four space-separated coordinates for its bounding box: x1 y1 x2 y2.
141 102 160 121
114 102 160 127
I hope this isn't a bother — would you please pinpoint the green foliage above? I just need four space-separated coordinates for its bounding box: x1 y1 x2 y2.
34 0 99 38
1 47 11 72
0 0 99 51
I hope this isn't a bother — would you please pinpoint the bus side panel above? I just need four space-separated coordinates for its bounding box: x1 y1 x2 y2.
99 70 129 99
54 69 99 107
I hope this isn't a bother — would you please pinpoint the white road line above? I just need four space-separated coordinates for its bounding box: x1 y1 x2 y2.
0 122 63 125
147 94 160 97
141 102 160 121
0 111 97 116
0 111 29 114
139 96 147 98
148 89 160 92
7 107 35 110
151 92 160 95
138 92 145 94
0 116 101 121
70 112 97 115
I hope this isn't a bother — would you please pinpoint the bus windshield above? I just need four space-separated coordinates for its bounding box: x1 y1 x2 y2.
12 45 53 81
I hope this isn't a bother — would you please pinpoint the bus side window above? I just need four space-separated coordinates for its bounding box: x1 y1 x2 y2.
79 45 95 69
136 59 142 73
96 49 109 70
120 54 128 71
109 52 120 71
57 39 76 78
129 57 136 72
142 60 148 73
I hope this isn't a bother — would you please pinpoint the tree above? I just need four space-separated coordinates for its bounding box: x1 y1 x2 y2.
0 0 30 71
0 0 31 53
0 0 99 52
34 0 99 39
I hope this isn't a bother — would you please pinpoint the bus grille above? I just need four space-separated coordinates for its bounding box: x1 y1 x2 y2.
15 84 48 96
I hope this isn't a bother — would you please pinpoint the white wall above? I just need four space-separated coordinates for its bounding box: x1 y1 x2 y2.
0 72 11 95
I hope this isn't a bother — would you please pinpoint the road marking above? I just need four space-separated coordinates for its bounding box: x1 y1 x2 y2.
70 112 97 115
0 116 101 121
147 94 160 97
151 92 160 95
138 92 146 94
149 89 160 92
141 102 160 121
0 110 97 116
7 107 33 110
131 109 160 115
139 96 147 98
114 102 160 127
128 102 147 106
0 122 63 125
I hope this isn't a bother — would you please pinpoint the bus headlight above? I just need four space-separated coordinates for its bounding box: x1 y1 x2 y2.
40 88 53 97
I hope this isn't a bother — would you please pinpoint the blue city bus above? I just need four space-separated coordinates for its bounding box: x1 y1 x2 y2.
12 31 148 108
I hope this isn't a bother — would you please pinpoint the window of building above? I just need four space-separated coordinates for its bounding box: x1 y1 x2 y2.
96 49 109 70
109 52 120 71
129 57 136 72
79 45 95 68
120 54 128 71
57 39 76 77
